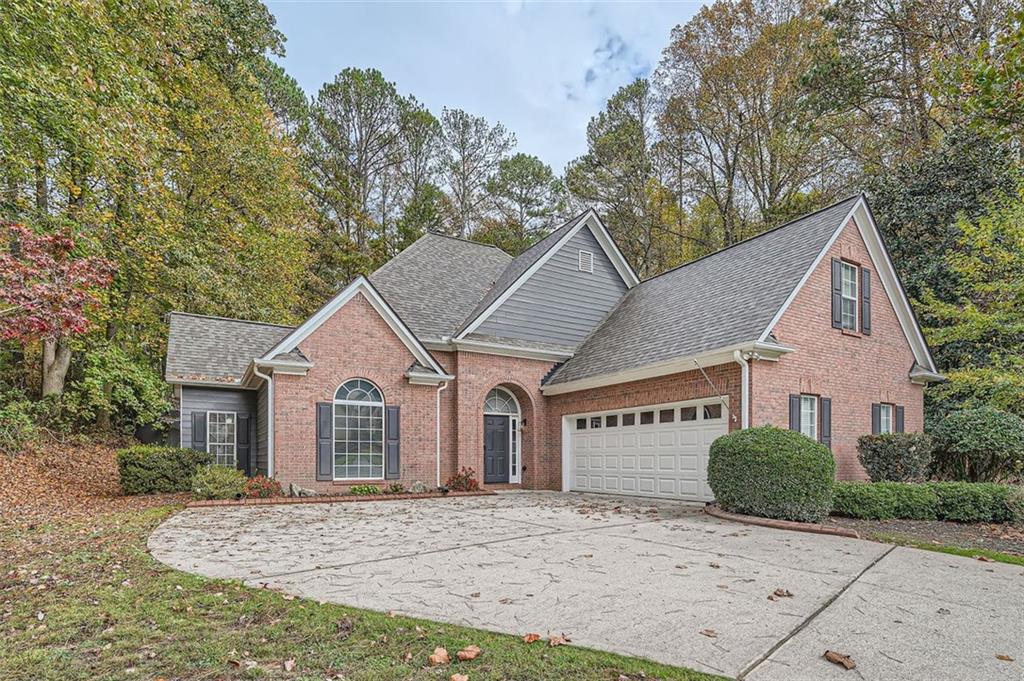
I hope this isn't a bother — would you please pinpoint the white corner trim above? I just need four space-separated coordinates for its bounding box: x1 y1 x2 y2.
755 196 938 374
456 211 638 340
261 276 447 377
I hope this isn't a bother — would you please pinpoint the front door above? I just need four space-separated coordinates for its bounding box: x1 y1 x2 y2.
484 415 510 484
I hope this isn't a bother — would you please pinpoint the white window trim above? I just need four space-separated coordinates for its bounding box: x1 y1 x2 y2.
333 379 386 481
207 411 237 467
483 387 521 484
578 249 594 273
800 395 818 441
840 261 858 331
879 403 893 434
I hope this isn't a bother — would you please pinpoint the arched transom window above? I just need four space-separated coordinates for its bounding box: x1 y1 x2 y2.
484 387 518 415
333 379 384 480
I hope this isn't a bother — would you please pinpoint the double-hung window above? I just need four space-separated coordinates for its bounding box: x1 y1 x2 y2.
800 395 818 441
207 411 237 467
840 262 858 331
878 403 893 434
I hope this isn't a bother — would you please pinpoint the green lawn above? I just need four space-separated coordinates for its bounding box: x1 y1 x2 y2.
0 504 724 681
865 531 1024 566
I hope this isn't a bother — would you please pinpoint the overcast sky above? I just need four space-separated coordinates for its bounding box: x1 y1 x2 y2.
267 1 701 173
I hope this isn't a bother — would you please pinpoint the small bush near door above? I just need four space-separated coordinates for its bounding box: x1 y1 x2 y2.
930 407 1024 482
707 426 835 523
857 433 933 482
117 445 213 495
445 467 480 492
242 475 282 498
190 465 246 500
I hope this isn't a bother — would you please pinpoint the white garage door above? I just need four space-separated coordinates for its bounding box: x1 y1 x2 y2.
567 399 730 502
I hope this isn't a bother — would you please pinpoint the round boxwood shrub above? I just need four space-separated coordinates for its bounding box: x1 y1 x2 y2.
708 426 835 522
931 407 1024 482
191 465 246 500
857 433 933 482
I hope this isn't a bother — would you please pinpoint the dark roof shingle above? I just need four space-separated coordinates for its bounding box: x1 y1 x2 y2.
546 196 861 385
165 313 293 385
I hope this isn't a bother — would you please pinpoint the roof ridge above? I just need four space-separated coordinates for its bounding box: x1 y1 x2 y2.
422 231 513 255
167 311 294 329
637 193 863 286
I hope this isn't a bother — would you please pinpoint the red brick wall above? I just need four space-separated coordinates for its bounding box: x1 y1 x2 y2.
543 364 742 490
273 293 443 493
751 218 924 480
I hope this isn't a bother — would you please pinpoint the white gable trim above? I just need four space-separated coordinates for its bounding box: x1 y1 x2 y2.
756 196 938 374
456 210 638 339
261 276 447 376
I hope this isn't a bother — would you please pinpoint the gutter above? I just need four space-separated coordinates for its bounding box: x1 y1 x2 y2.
733 350 750 429
252 364 275 478
435 381 449 488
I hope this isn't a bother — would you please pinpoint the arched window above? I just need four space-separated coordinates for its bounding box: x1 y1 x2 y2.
333 379 384 480
484 388 518 414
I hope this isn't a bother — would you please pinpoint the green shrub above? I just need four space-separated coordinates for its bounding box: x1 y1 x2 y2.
242 475 282 498
191 465 246 500
857 433 933 482
348 484 380 496
383 482 406 495
0 392 39 456
931 407 1024 482
117 445 213 495
707 426 835 522
831 481 1020 523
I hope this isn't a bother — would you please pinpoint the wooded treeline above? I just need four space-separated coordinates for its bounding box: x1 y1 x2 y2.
0 0 1021 441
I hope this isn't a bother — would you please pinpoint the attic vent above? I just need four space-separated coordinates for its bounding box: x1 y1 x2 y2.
578 250 594 273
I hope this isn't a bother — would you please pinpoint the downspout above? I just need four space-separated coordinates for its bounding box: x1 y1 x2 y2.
253 364 275 477
435 381 449 488
732 350 750 429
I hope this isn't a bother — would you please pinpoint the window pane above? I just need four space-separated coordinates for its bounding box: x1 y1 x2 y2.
703 404 722 420
880 404 892 434
800 395 817 440
576 418 587 430
841 263 858 330
680 407 697 421
622 413 635 426
605 414 618 428
659 409 674 423
590 416 602 429
640 411 654 425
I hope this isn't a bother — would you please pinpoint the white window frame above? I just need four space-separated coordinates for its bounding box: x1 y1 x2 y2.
483 387 521 484
879 403 893 434
333 379 385 481
800 395 818 441
840 261 858 331
207 411 237 467
578 249 594 273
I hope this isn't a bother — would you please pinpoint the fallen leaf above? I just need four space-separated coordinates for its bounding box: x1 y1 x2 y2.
975 555 994 562
403 651 412 662
283 658 296 671
996 654 1014 662
699 629 718 638
823 650 856 670
768 588 793 601
469 592 480 598
457 645 482 661
548 633 571 647
709 562 721 569
523 633 541 644
451 674 469 681
429 647 450 666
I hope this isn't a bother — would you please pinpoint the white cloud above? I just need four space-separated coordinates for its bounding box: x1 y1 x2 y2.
268 1 698 172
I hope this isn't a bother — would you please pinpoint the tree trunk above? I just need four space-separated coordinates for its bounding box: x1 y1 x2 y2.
41 337 72 397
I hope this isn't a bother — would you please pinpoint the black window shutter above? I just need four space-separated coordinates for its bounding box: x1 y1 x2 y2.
316 402 333 481
831 259 843 329
789 394 801 431
861 268 872 335
820 398 832 448
237 414 251 475
385 405 400 480
895 406 905 433
871 403 881 435
191 411 207 451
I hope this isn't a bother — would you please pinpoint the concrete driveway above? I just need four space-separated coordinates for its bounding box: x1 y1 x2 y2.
149 492 1022 680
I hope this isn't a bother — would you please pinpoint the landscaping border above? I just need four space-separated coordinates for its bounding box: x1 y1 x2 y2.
188 489 495 508
704 503 860 539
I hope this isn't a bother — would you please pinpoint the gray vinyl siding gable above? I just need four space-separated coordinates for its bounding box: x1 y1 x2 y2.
180 387 257 469
474 226 629 348
255 382 269 476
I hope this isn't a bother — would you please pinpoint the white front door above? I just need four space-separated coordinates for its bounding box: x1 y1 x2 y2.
566 398 729 502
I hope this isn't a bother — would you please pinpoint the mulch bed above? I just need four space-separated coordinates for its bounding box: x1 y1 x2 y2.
830 516 1024 556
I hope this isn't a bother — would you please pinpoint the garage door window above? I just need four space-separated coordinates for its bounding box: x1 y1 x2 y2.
622 413 635 426
659 409 675 423
703 403 723 420
640 411 654 425
590 416 602 428
605 414 618 427
576 418 587 430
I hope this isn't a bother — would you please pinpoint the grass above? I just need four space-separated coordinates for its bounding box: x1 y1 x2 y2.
0 504 724 681
864 531 1024 566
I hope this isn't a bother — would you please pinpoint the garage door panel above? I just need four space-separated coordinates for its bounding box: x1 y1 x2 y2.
569 403 724 502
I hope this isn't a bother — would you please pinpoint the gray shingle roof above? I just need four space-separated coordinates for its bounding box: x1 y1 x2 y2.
369 233 512 340
455 212 589 334
165 313 293 385
546 195 861 386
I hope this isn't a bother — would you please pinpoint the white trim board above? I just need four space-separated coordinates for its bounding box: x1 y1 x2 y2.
457 211 639 339
755 195 938 375
261 276 448 377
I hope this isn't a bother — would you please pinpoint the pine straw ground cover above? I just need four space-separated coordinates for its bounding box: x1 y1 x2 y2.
0 446 721 681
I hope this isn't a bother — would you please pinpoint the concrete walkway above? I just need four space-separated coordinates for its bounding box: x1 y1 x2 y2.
149 492 1022 680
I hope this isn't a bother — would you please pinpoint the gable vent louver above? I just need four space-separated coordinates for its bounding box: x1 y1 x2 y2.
578 250 594 273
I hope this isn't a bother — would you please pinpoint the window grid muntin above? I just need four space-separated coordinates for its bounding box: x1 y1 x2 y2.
800 395 818 441
840 262 858 330
484 388 518 415
207 411 236 467
333 379 384 480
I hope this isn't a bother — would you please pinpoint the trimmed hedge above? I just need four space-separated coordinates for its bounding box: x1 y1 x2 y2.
833 481 1024 523
931 407 1024 482
117 445 213 495
708 426 835 522
191 465 246 500
857 433 933 482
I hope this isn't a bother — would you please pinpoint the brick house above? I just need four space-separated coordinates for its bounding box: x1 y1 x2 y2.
165 194 942 500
